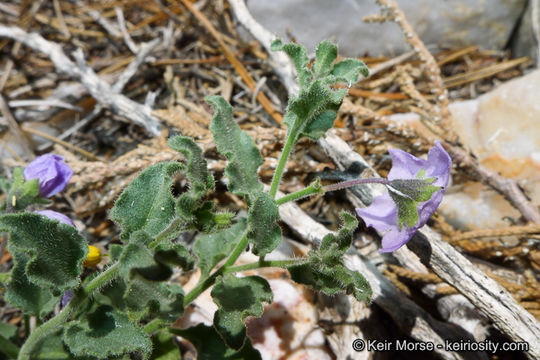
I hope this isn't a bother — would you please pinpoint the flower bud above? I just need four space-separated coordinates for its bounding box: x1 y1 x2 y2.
23 154 73 197
84 245 101 267
34 210 75 227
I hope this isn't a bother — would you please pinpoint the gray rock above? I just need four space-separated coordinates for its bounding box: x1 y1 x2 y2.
246 0 526 56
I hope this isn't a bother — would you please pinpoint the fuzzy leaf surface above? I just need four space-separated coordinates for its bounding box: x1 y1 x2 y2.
194 218 247 277
287 212 371 302
117 233 188 320
0 213 87 295
167 136 215 224
110 161 183 241
63 305 152 359
206 96 263 201
273 39 368 142
171 324 262 360
247 192 281 256
3 253 58 317
150 331 181 360
211 274 273 350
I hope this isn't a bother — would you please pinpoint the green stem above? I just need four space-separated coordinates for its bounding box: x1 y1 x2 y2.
224 259 306 274
149 218 183 249
276 180 323 205
183 235 249 306
18 263 120 360
144 319 167 335
269 131 296 199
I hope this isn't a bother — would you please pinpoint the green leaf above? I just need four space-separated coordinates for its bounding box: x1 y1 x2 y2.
211 274 273 350
332 59 369 83
287 212 371 303
273 39 368 142
32 331 71 359
150 331 180 360
247 193 281 256
388 189 419 228
4 253 58 317
0 213 87 295
110 161 183 242
117 232 189 320
167 136 215 224
171 324 262 360
194 218 247 277
63 305 152 359
388 178 441 202
0 322 19 359
7 168 40 210
271 39 311 89
206 96 263 202
313 40 337 79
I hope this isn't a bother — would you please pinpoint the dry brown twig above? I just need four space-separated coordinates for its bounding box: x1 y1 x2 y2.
0 25 162 136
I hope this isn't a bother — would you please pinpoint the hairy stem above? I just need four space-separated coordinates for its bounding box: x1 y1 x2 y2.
224 259 306 274
322 177 389 192
18 263 120 360
269 131 296 199
276 180 323 205
183 235 249 306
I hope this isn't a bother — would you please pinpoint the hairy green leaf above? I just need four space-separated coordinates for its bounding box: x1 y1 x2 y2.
171 324 262 360
247 192 281 256
388 189 419 228
194 218 247 277
313 40 337 79
150 331 180 360
273 39 368 142
167 136 215 225
1 213 87 296
0 322 19 359
206 96 263 202
32 331 71 359
116 232 189 320
271 39 311 89
332 59 369 83
287 212 371 303
211 274 273 350
63 305 152 359
110 161 183 241
4 253 58 317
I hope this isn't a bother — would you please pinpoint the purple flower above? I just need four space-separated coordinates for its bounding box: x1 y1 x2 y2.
34 210 75 227
356 141 451 253
61 290 74 308
23 154 73 197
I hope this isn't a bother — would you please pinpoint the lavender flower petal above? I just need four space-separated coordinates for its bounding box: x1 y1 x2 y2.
34 210 75 227
23 154 73 197
356 141 452 253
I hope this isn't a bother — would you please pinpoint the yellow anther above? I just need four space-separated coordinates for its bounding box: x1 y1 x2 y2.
84 245 101 267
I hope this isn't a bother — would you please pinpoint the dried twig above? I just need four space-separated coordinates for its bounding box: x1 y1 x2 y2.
0 25 162 136
0 94 34 160
177 0 283 125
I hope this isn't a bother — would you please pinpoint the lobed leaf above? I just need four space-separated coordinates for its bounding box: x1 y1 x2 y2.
287 212 371 303
116 232 190 320
211 274 273 350
4 253 58 317
0 213 87 296
206 96 263 202
273 39 368 142
171 324 262 360
63 305 152 359
167 136 215 224
110 161 183 242
247 192 282 256
194 218 247 277
150 331 181 360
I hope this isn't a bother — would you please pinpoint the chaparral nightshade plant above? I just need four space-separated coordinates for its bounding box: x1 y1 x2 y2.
23 154 73 198
355 141 451 252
